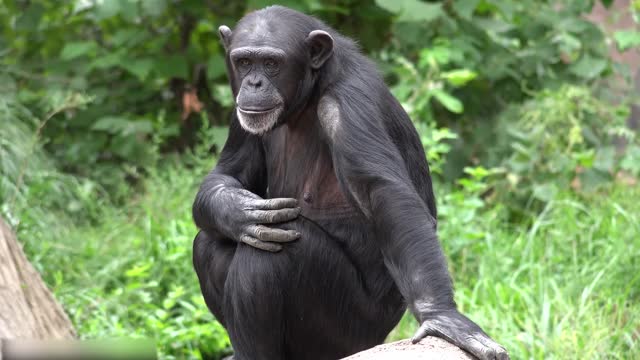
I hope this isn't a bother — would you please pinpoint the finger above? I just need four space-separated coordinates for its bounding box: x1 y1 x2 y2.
247 225 301 243
412 320 457 345
249 208 301 224
239 235 282 252
236 189 262 200
253 198 298 210
497 349 510 360
473 336 510 360
462 337 498 360
411 323 431 344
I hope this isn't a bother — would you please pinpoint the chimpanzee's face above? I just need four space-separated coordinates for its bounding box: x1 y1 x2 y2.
219 18 334 135
229 44 298 134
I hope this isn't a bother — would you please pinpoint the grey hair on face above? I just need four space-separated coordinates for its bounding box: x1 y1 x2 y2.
236 106 284 135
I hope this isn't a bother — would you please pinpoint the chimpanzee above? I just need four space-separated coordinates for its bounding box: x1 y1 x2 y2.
192 6 508 360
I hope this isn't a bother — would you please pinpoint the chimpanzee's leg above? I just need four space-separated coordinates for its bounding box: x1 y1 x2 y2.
279 217 405 359
193 230 236 327
222 235 289 360
222 216 405 360
193 228 289 360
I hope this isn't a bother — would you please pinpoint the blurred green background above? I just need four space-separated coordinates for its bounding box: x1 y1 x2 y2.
1 0 639 359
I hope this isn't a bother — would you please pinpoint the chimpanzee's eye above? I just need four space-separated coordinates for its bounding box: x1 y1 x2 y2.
237 58 251 67
264 58 278 71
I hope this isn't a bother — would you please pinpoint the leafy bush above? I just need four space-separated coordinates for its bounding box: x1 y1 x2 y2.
488 85 636 217
377 0 615 179
0 72 101 238
0 0 393 197
2 0 618 193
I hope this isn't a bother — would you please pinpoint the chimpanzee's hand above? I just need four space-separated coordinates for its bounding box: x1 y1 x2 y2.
412 309 509 360
213 187 301 252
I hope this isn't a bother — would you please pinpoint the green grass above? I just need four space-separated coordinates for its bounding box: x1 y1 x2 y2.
390 186 640 359
13 157 640 360
16 156 230 360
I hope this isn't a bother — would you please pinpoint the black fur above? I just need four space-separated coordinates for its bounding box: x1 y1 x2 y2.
193 6 508 360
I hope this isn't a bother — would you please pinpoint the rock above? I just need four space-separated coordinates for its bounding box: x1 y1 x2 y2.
342 337 475 360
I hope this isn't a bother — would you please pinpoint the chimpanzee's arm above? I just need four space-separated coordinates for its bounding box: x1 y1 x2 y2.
319 95 508 360
193 116 301 252
321 95 454 314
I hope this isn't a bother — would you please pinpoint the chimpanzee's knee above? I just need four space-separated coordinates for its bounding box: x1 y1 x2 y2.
193 230 236 327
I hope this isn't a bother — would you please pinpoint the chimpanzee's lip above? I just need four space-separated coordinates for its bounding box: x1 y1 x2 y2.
237 106 279 114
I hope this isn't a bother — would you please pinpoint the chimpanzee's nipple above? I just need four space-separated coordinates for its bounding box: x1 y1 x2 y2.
303 192 313 203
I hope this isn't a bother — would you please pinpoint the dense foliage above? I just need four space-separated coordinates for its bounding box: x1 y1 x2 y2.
1 0 639 359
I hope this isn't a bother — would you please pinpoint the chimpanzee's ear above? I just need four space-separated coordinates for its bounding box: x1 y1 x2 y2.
305 30 334 70
218 25 233 51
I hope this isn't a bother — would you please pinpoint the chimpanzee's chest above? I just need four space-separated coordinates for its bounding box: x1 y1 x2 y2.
262 124 355 220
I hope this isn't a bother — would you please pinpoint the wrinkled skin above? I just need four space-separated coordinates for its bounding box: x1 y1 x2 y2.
413 310 508 360
207 186 301 252
193 6 509 360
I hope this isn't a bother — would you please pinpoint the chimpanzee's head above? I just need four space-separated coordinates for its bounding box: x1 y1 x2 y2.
218 6 334 134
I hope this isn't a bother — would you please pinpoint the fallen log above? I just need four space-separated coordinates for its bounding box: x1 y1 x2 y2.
0 217 75 340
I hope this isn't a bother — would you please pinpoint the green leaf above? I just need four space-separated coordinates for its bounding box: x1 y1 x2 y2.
569 55 607 79
110 29 140 47
432 89 464 114
600 0 614 7
558 18 592 33
125 263 152 278
620 146 640 174
94 0 123 20
92 117 153 135
473 18 514 33
579 168 611 190
153 55 189 79
441 69 478 87
375 0 443 22
418 42 454 68
126 121 153 135
613 30 640 51
532 183 558 202
593 146 616 172
207 54 227 80
92 116 131 134
141 0 167 17
213 84 234 108
60 42 98 60
90 52 124 70
15 3 44 31
210 126 230 151
453 0 480 19
121 58 154 81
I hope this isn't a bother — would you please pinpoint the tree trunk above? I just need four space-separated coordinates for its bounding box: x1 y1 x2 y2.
343 337 476 360
0 218 75 340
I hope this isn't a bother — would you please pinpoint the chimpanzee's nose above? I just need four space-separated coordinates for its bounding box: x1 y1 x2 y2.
248 76 262 89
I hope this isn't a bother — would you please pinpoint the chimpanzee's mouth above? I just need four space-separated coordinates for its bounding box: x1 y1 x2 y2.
237 106 281 115
236 104 284 135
